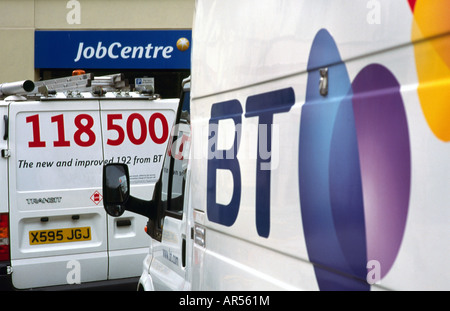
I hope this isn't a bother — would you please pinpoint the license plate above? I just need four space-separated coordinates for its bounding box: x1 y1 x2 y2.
29 227 91 245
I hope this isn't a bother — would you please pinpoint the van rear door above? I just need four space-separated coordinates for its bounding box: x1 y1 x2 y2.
8 99 108 289
100 98 178 280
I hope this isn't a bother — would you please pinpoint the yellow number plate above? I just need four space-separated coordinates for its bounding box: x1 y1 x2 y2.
29 227 91 245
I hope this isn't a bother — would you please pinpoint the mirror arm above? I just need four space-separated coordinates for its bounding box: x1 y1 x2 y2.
124 195 157 220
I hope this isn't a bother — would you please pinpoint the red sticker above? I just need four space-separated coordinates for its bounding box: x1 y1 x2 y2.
90 191 103 205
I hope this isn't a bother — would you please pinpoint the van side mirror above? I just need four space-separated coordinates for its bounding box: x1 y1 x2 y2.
102 163 130 217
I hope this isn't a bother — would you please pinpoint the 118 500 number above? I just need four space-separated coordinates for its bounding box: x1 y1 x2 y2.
26 113 169 148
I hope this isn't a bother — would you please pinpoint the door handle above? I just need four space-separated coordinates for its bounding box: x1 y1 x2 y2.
116 219 132 227
182 237 186 268
3 115 8 140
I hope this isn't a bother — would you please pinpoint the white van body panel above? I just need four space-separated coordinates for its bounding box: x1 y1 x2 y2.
188 0 450 290
135 0 450 291
191 0 414 97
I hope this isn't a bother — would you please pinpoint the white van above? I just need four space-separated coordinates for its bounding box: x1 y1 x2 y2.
103 0 450 291
0 74 178 290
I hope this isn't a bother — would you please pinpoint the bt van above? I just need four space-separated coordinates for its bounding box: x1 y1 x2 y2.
103 0 450 291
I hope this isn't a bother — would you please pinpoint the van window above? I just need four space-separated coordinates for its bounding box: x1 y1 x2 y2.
160 90 190 218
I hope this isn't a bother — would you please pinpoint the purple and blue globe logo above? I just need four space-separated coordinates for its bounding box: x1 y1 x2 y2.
299 29 411 290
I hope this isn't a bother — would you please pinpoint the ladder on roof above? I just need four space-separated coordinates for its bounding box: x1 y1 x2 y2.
33 73 129 96
0 72 130 98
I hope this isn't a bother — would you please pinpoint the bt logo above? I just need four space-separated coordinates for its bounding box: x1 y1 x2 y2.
207 88 295 238
206 28 411 291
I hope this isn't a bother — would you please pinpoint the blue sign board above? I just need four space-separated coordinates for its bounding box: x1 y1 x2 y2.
35 30 191 69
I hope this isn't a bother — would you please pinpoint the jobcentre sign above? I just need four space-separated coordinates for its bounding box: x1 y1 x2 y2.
35 30 191 69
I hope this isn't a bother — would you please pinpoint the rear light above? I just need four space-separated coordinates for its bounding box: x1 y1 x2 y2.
0 213 10 261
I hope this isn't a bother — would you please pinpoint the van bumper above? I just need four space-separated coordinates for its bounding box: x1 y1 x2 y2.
0 261 139 291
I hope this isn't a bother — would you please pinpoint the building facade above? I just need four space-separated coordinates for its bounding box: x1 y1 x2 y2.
0 0 194 97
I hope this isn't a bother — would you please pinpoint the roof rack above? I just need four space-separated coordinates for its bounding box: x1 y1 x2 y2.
0 72 136 99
